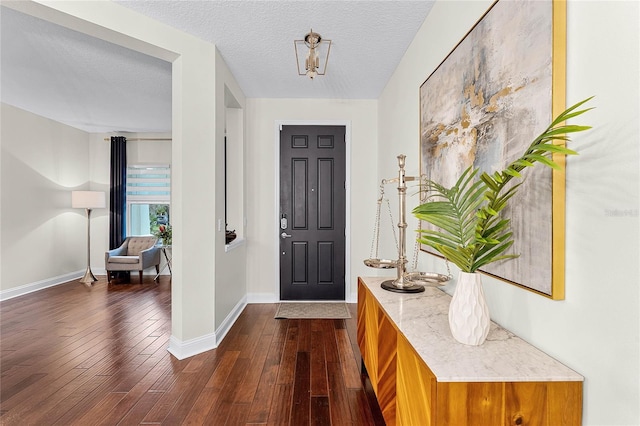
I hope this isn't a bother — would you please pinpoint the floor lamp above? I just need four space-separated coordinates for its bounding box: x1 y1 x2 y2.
72 191 106 286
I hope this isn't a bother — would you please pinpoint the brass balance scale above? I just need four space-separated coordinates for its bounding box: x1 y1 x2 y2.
364 154 451 293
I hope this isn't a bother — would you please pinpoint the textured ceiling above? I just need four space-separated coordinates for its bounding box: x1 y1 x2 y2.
115 0 435 99
1 6 172 133
1 1 434 133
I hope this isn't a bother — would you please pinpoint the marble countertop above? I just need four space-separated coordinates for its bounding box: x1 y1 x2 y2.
360 276 583 383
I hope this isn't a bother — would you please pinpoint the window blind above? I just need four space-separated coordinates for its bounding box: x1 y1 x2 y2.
126 165 171 202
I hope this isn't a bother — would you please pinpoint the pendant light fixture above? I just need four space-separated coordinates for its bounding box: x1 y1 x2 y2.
294 29 331 79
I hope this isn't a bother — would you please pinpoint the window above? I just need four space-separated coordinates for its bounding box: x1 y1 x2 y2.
126 165 171 236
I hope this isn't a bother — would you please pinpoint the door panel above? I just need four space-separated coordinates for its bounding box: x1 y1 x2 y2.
317 242 334 283
280 125 346 300
292 159 308 229
317 159 334 229
292 242 308 284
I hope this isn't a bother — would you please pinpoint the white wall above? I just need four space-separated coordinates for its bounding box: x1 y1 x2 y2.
127 135 172 165
0 103 90 296
378 1 639 424
245 98 378 303
214 50 247 332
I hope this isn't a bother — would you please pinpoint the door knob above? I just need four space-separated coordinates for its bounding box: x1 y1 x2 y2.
281 232 292 239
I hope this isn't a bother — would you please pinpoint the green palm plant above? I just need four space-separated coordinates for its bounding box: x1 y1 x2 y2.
412 97 593 273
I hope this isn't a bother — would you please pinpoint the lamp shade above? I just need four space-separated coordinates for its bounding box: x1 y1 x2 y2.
72 191 106 209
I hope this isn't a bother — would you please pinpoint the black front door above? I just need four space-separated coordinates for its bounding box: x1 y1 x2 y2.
279 125 346 300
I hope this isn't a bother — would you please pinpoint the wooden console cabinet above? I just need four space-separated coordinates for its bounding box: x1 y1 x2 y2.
357 277 583 426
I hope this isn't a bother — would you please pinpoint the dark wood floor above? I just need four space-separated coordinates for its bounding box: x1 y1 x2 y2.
0 276 384 425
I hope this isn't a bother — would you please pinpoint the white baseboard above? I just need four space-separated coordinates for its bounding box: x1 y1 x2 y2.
0 270 84 301
247 293 278 303
167 333 217 360
167 296 248 360
215 296 247 344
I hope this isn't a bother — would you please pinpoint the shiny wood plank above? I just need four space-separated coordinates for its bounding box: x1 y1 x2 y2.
162 353 226 424
266 384 293 426
327 360 354 425
310 396 331 426
310 330 328 396
234 334 272 404
290 351 311 425
204 357 251 424
336 327 364 390
321 318 341 364
246 324 287 424
181 350 239 424
276 321 299 386
0 277 383 425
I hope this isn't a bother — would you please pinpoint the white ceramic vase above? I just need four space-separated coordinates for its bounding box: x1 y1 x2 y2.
448 271 490 346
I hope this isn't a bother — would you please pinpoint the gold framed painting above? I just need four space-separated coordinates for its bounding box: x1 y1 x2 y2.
419 0 567 299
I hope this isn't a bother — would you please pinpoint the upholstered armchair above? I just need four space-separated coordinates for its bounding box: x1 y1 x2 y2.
105 236 160 284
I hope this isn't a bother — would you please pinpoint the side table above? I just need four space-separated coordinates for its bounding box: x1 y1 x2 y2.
155 245 172 280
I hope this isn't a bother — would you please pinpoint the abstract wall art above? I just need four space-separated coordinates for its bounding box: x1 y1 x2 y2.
419 0 566 298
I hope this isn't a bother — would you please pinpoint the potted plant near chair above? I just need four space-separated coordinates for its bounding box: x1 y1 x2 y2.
412 98 593 346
